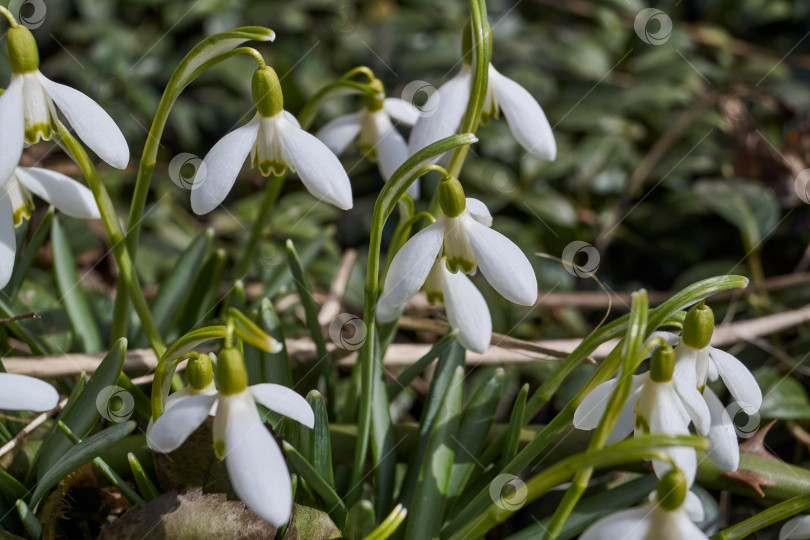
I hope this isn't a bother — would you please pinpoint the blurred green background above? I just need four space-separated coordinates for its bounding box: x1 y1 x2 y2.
3 0 810 348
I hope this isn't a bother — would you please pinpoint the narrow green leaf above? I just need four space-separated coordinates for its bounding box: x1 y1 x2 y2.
345 500 376 540
387 333 455 400
15 499 41 538
405 366 465 540
127 452 160 502
303 391 334 489
51 216 103 352
0 469 27 502
259 228 330 301
500 384 529 469
370 332 395 518
447 368 504 501
0 297 47 355
4 207 53 301
177 249 226 333
36 338 127 480
256 299 292 385
283 441 347 525
363 504 407 540
31 420 136 508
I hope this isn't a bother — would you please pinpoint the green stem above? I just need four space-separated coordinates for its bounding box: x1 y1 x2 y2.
0 6 18 27
712 492 810 540
57 130 165 357
233 176 285 280
542 291 649 539
298 79 382 130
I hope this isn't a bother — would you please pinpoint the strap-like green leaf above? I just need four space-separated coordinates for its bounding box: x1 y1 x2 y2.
283 441 347 525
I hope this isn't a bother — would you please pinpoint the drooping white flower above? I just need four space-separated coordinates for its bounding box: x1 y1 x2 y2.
0 373 59 411
580 471 708 540
408 56 555 160
0 26 129 180
378 177 536 325
191 66 352 214
573 343 709 485
378 255 492 353
147 348 314 527
780 515 810 540
145 354 218 435
317 95 420 197
703 385 739 472
1 167 100 287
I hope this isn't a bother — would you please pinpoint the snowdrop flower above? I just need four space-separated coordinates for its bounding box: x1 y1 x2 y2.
0 25 129 181
317 79 420 197
191 65 352 214
147 347 314 527
145 354 217 434
574 343 709 484
1 167 100 287
408 25 555 161
0 373 59 411
780 515 810 540
581 470 708 540
378 255 492 352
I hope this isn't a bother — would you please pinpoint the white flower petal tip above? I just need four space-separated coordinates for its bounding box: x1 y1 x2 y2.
146 394 217 453
407 67 471 157
465 198 493 227
16 167 100 219
383 98 420 126
279 119 353 211
39 74 130 169
709 347 762 412
0 373 59 412
780 516 810 540
465 218 538 305
249 384 315 429
0 195 16 288
190 117 260 215
573 378 617 431
703 387 740 472
223 393 293 527
315 112 362 155
0 76 25 186
441 266 492 353
379 221 444 310
489 66 556 161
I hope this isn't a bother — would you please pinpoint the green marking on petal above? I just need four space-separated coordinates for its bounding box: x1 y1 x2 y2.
634 413 650 434
426 291 444 304
25 123 53 144
213 439 226 459
256 159 287 177
445 256 475 274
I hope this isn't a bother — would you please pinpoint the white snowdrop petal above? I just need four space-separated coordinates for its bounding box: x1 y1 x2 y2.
465 217 537 305
16 167 100 219
315 112 362 155
573 378 618 430
465 198 492 227
250 383 314 428
146 394 217 453
383 98 420 126
441 267 492 353
673 376 711 436
650 386 696 484
580 505 652 540
0 76 25 187
780 516 810 540
606 376 646 444
279 118 353 210
223 392 293 527
39 74 130 169
672 510 710 539
0 373 59 412
378 221 444 310
642 331 680 360
190 116 260 215
684 491 705 523
710 347 762 411
489 65 556 160
407 67 471 157
703 386 740 472
0 194 16 288
374 113 411 190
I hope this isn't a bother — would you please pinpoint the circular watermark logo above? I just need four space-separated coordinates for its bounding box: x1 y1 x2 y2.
401 80 440 118
483 163 516 195
329 313 367 351
489 474 528 512
96 385 134 423
90 73 127 108
561 241 600 278
726 400 760 439
9 0 46 30
333 2 358 36
169 153 206 191
794 169 810 204
634 8 673 45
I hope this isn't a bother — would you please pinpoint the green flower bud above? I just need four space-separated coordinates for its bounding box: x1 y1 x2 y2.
186 353 214 391
650 343 675 383
252 65 283 118
215 347 248 395
461 21 493 66
438 174 466 218
7 26 39 73
682 301 714 349
363 77 385 112
656 469 687 511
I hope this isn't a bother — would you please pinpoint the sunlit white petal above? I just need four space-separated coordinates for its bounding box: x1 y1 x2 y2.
191 116 260 215
39 73 129 169
315 112 362 155
465 217 537 305
16 167 99 219
0 76 24 187
606 375 645 444
574 378 618 431
709 347 762 411
383 98 420 126
250 383 314 428
0 373 59 411
408 66 471 156
684 491 705 523
465 198 492 227
441 266 491 353
147 393 217 453
580 505 651 540
703 386 739 472
0 194 16 288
